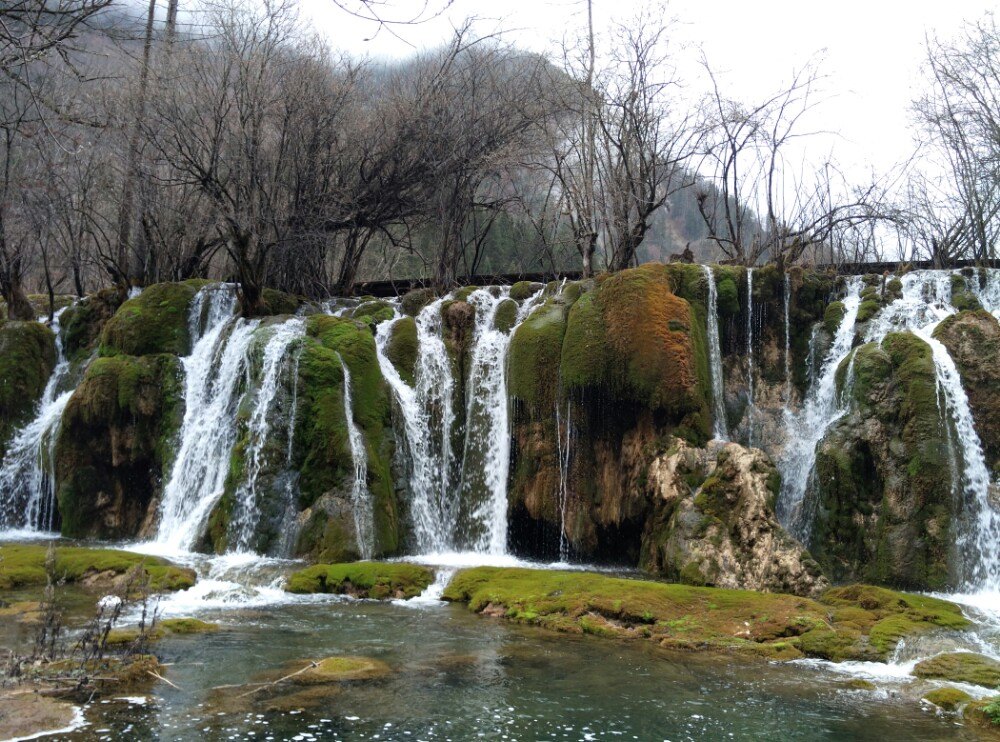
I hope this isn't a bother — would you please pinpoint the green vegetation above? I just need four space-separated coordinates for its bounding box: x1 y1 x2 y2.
60 288 122 362
401 287 436 316
99 281 200 357
823 301 845 335
922 687 972 711
385 316 418 385
914 652 1000 688
0 544 195 592
56 353 184 539
285 561 434 599
0 321 56 456
442 568 967 660
509 297 569 411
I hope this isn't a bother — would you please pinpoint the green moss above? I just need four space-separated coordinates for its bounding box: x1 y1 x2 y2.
713 268 740 317
510 281 543 302
855 300 881 324
261 288 301 316
0 544 195 592
351 300 394 326
401 288 437 317
294 316 399 557
159 617 219 634
441 567 968 661
966 696 1000 728
385 316 418 386
99 282 199 357
285 561 434 599
55 353 184 539
494 298 518 333
60 288 122 363
0 321 56 456
509 298 568 412
824 301 845 335
914 652 1000 688
923 687 972 711
560 291 609 393
950 274 983 312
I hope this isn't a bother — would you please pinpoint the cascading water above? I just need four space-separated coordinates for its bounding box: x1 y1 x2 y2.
457 288 520 554
555 399 575 562
229 319 306 552
375 287 543 556
0 306 75 532
154 286 258 553
784 271 792 403
777 276 863 536
338 352 374 560
745 268 755 447
702 265 729 441
971 268 1000 317
861 271 1000 592
373 297 457 553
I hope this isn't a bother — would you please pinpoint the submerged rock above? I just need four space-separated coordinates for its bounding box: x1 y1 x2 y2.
0 691 79 740
642 440 827 597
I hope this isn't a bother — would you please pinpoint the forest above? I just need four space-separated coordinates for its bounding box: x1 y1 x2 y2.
1 0 998 316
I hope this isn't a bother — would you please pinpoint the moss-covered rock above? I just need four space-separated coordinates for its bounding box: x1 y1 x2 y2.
400 287 436 317
384 316 418 386
350 300 394 326
285 561 433 599
55 353 184 539
914 652 1000 689
494 298 518 333
823 301 845 336
261 288 301 316
99 282 200 357
60 288 123 363
923 687 972 712
509 281 543 302
510 297 569 412
811 331 953 590
442 567 966 660
0 321 56 457
565 264 707 417
0 544 195 592
293 315 400 560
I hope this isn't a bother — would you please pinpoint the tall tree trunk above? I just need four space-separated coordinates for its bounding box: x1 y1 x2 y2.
113 0 157 289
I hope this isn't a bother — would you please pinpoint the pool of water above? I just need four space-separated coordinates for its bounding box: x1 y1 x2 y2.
45 594 976 741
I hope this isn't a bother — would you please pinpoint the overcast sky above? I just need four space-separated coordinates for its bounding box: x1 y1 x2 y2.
296 0 997 180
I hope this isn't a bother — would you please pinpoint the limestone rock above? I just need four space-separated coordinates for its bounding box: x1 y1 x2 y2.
642 440 828 597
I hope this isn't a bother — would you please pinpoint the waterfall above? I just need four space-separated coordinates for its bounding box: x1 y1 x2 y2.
457 289 517 554
154 286 256 553
0 307 74 532
555 399 575 562
777 276 863 536
784 271 792 403
702 266 729 441
374 288 542 556
862 270 998 591
745 268 755 447
338 352 374 560
971 268 1000 317
229 319 306 552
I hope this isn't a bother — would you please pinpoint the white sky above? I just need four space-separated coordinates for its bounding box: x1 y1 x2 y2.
298 0 998 181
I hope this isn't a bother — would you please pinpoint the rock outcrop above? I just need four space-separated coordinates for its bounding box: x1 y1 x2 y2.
0 321 56 458
810 332 953 589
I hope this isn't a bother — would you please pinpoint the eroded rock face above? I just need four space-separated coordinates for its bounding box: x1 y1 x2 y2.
642 440 827 597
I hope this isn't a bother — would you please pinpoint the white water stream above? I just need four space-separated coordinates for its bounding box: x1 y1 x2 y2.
777 276 863 536
338 351 374 560
702 265 729 441
0 306 75 531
